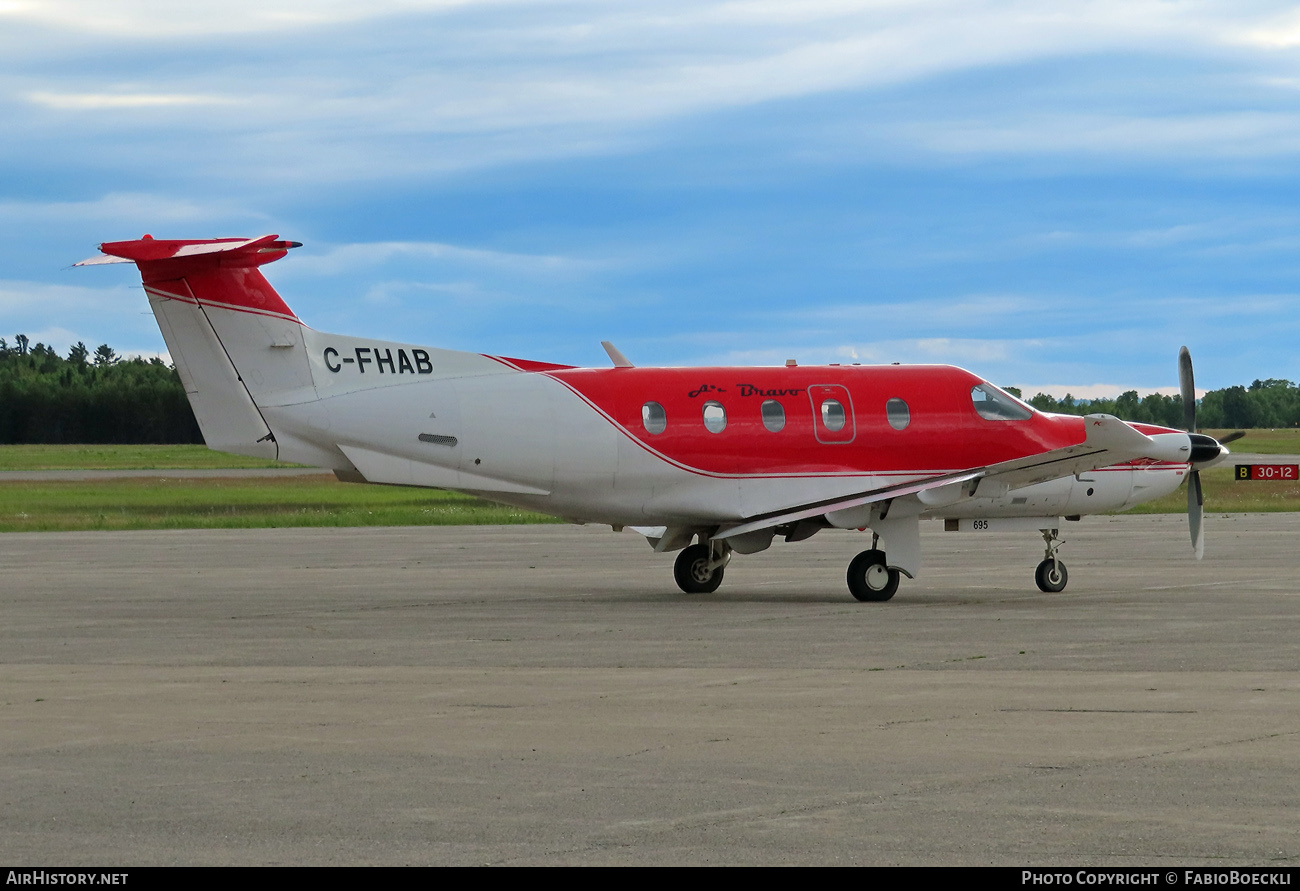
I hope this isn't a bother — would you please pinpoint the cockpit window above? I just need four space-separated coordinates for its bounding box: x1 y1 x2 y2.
971 384 1033 421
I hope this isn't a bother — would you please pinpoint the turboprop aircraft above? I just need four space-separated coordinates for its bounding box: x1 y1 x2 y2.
77 234 1238 601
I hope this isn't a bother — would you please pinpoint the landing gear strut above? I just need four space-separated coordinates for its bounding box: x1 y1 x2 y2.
1034 528 1067 592
674 539 731 594
846 545 899 602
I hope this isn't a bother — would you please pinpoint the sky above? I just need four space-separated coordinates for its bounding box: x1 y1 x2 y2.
4 0 1300 398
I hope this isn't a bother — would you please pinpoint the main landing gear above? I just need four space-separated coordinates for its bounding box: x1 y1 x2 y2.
673 540 732 594
846 548 900 602
668 525 1068 599
1034 528 1068 592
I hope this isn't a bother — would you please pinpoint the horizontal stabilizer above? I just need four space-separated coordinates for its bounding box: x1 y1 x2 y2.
89 234 301 266
79 234 304 322
71 254 132 267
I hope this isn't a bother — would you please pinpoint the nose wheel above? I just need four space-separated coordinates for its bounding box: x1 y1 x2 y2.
1034 529 1067 592
847 548 899 602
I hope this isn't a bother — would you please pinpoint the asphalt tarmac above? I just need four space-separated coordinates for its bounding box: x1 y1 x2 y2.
2 514 1297 866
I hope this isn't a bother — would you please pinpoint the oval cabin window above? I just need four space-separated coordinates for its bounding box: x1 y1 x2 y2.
703 401 727 433
821 399 846 432
642 401 667 435
761 399 786 432
886 397 910 430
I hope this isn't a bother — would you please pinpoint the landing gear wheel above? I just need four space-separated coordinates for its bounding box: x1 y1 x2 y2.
1034 559 1068 593
847 548 900 602
674 543 725 594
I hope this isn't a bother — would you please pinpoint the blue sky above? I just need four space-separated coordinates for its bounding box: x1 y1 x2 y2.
4 0 1300 397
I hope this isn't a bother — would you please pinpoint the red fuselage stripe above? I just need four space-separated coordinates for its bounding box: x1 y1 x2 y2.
145 285 303 324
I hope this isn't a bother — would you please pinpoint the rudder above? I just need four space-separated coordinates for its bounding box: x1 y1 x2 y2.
89 235 306 460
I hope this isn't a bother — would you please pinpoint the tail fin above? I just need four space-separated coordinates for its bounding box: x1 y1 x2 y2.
97 234 301 320
84 235 307 460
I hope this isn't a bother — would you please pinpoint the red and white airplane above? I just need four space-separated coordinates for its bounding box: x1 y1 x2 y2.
78 234 1235 601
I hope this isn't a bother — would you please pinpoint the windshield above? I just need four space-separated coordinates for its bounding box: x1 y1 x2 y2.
971 384 1033 421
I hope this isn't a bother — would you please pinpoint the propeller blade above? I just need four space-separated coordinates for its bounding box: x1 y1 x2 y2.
1218 430 1246 446
1188 469 1204 560
1178 346 1196 432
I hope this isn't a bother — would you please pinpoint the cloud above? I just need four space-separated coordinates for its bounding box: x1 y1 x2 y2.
717 337 1028 367
26 91 236 110
905 337 1024 364
296 240 599 276
1235 6 1300 48
0 279 164 354
0 0 482 38
0 193 257 226
0 279 133 313
798 294 1039 326
8 1 1300 185
1015 384 1188 400
893 112 1300 160
120 349 172 364
7 1 1300 396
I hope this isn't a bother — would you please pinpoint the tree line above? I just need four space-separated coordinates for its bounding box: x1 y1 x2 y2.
1009 380 1300 429
0 336 201 444
2 334 1297 443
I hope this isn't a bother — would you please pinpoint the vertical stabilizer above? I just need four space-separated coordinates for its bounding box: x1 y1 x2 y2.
85 235 306 460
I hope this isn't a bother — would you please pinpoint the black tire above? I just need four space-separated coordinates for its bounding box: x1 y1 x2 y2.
846 548 899 602
674 543 724 594
1034 559 1068 593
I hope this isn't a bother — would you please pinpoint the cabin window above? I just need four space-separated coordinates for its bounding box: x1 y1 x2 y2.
971 384 1033 421
761 399 786 432
886 397 910 430
821 399 846 432
642 401 667 434
703 401 727 433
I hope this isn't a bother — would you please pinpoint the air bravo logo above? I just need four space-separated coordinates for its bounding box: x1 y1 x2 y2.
688 383 807 398
737 383 804 398
323 347 433 375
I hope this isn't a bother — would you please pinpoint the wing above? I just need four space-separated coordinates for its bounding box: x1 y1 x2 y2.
714 414 1190 541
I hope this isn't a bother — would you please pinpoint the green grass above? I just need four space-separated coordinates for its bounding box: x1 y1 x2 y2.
1125 465 1300 514
2 439 1298 533
1203 428 1300 455
0 444 304 471
0 475 560 532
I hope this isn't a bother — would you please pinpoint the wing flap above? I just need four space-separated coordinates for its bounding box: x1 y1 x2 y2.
715 414 1190 540
716 469 983 540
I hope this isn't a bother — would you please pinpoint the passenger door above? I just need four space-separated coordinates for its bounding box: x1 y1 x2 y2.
808 384 856 444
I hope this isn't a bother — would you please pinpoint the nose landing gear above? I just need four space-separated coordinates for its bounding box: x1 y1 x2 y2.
1034 528 1067 592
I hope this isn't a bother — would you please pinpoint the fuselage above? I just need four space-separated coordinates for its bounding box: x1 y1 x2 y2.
261 330 1191 528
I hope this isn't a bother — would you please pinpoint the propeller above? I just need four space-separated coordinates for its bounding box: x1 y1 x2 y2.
1178 347 1242 560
